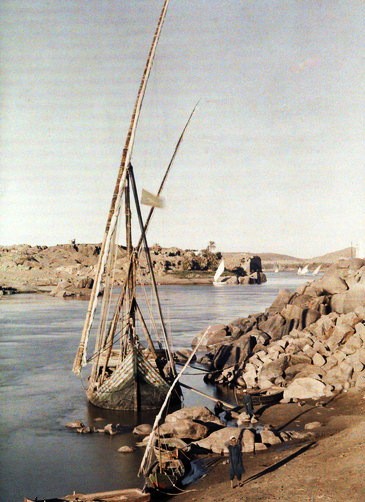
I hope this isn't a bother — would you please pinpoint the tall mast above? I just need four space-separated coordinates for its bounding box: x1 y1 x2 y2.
90 105 198 376
73 0 171 374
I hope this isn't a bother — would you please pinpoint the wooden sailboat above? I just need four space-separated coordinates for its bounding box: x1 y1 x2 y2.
297 265 309 275
72 0 185 411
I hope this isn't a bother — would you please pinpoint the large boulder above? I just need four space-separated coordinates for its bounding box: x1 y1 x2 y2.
260 429 282 446
164 406 224 427
229 316 258 335
327 322 355 350
266 289 293 315
283 377 329 400
240 255 262 275
308 314 337 340
248 272 267 284
285 363 325 381
133 424 152 436
258 314 286 341
209 334 254 372
258 356 289 382
193 427 242 454
316 275 348 295
242 428 255 452
331 285 365 314
242 365 258 388
232 334 255 364
159 419 209 440
192 324 232 348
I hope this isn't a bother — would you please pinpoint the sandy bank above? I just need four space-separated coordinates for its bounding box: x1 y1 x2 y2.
172 390 364 502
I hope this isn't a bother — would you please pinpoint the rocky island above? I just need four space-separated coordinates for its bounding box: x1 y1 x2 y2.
0 243 268 298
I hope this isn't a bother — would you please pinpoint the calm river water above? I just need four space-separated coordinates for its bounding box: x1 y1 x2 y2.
0 272 309 501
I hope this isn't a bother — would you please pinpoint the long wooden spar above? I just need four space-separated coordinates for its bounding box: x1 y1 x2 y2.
138 327 210 478
92 104 199 372
73 0 171 374
135 100 199 252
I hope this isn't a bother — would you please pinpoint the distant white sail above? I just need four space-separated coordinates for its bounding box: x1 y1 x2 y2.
301 265 309 275
312 265 321 276
297 267 302 275
214 260 225 283
274 267 279 273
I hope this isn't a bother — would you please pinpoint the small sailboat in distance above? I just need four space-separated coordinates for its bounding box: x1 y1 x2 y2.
298 265 309 275
312 265 321 276
301 264 309 275
213 260 225 286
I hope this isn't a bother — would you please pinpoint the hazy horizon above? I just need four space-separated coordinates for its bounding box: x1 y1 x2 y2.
1 1 364 256
0 240 356 262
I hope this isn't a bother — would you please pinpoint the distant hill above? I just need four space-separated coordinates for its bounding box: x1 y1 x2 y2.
222 247 359 270
310 247 356 264
223 252 301 262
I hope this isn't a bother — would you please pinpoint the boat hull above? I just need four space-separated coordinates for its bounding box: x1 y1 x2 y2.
213 281 226 287
236 389 284 406
147 459 185 491
87 349 179 411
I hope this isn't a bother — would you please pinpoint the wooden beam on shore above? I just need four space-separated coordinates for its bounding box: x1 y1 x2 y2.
179 382 239 410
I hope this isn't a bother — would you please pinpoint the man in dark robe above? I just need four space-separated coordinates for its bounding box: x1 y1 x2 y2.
242 389 254 419
214 400 224 417
228 436 244 488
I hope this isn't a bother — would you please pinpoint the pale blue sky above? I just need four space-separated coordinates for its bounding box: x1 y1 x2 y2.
1 0 364 257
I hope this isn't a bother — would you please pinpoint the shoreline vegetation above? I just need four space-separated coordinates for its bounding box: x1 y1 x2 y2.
0 243 356 298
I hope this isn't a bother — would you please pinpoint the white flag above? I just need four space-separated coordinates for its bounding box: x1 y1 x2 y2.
141 189 165 208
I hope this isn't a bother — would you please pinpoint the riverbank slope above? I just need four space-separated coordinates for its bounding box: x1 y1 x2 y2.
174 389 364 502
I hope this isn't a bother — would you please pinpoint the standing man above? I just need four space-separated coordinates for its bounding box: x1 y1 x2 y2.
228 435 244 488
242 389 255 420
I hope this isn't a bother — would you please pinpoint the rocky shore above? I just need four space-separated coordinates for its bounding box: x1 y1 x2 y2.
195 258 365 397
0 243 267 298
145 258 363 500
174 390 364 502
59 257 364 500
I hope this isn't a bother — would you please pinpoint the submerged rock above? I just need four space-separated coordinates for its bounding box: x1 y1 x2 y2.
104 423 129 435
66 421 85 429
118 445 135 453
